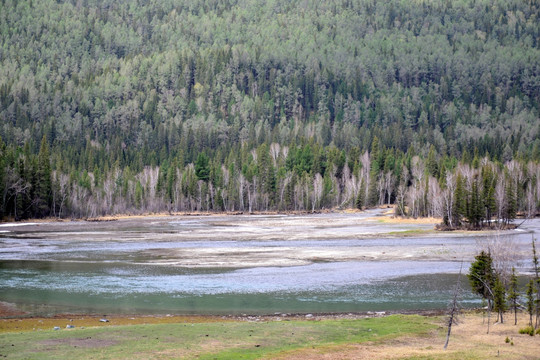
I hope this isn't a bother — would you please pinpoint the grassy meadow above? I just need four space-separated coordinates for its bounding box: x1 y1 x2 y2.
1 313 539 359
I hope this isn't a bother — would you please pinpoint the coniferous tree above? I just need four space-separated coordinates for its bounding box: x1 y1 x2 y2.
469 251 495 312
195 153 210 182
507 267 519 326
526 279 535 327
453 174 466 227
504 175 517 226
482 165 496 226
468 175 482 228
493 276 506 323
368 137 380 206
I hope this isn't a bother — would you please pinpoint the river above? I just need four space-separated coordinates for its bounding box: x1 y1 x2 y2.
0 209 537 316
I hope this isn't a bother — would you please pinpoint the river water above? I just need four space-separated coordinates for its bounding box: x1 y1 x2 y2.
0 209 538 316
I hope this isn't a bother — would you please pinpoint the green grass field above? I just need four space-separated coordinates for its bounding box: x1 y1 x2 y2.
0 315 435 359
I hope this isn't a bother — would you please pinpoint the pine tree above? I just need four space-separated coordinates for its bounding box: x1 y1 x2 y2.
195 152 210 182
426 145 438 177
526 279 535 327
504 175 517 226
468 175 482 228
507 267 519 325
355 186 364 211
468 251 495 310
135 181 144 209
368 137 380 206
493 276 506 323
453 173 466 227
482 165 496 226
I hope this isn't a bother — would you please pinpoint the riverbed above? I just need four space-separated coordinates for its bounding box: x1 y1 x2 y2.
0 209 537 316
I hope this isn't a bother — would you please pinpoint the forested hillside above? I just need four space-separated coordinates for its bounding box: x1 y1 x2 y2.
0 0 539 222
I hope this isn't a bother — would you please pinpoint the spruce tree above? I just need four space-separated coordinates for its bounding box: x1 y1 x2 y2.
195 152 210 182
355 182 364 210
504 175 517 226
482 166 496 226
526 279 535 327
493 276 506 323
453 173 466 227
468 251 495 310
368 137 380 206
507 267 519 326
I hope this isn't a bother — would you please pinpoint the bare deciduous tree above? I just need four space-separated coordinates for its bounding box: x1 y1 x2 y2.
444 262 463 350
269 143 281 167
312 173 323 211
443 172 456 228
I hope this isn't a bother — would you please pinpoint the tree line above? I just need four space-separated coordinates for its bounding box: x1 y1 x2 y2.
1 134 539 224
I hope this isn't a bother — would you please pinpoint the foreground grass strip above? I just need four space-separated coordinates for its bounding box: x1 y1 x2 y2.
0 315 433 359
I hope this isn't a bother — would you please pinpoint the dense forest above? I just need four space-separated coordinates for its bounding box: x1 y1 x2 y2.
0 0 539 222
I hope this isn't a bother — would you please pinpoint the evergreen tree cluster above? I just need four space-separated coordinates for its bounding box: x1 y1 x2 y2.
1 133 539 222
0 0 539 219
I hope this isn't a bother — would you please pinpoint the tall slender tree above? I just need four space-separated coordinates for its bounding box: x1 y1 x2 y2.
507 267 519 326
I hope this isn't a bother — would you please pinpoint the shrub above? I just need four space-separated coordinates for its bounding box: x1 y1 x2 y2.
519 326 535 336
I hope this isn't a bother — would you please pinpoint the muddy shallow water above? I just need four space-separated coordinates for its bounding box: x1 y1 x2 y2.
0 209 537 315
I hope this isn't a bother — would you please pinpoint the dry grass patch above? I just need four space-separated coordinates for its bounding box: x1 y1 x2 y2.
271 313 540 359
0 314 231 333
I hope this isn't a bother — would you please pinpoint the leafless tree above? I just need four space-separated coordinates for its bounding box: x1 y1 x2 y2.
495 177 506 227
443 172 456 228
56 173 70 218
377 172 385 206
279 172 292 210
477 233 521 286
360 151 370 203
269 142 281 167
281 146 289 161
428 176 444 218
395 182 407 217
383 171 396 205
5 168 31 220
444 262 463 350
525 182 536 218
312 173 324 211
238 173 246 211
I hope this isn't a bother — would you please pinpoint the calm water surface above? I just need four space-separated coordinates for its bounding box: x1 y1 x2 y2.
0 210 537 315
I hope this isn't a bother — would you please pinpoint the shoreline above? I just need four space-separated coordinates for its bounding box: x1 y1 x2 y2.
3 206 533 229
0 206 444 227
0 208 355 224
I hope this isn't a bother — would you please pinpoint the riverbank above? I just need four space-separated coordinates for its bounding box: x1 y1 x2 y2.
1 205 443 226
1 311 538 359
0 306 445 333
